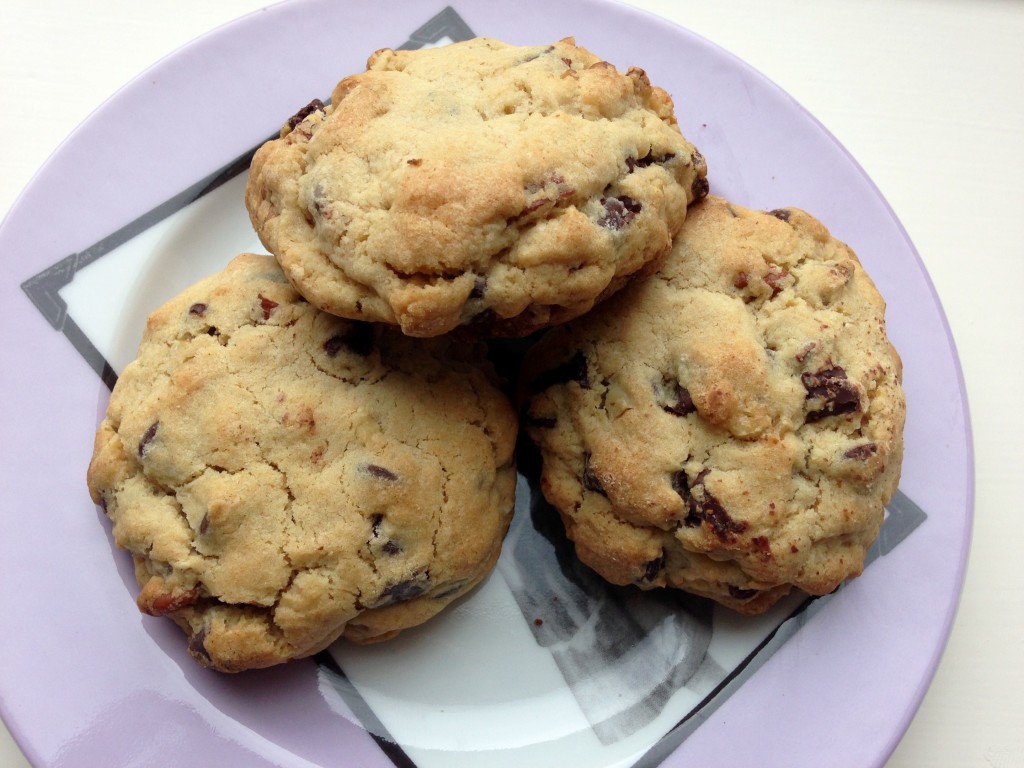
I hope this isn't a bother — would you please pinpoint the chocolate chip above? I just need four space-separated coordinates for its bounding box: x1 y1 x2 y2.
768 208 791 222
642 551 666 582
198 514 210 536
323 322 374 357
802 366 861 423
378 578 428 606
671 470 692 504
626 151 676 172
691 175 710 200
138 421 159 458
365 464 399 481
188 626 212 665
658 379 696 416
311 182 332 220
844 443 878 460
529 351 589 391
691 149 706 173
680 469 748 541
407 158 422 166
258 294 279 321
188 303 207 317
597 196 642 230
381 540 402 555
286 98 326 130
370 513 384 538
728 585 760 600
582 452 606 496
469 276 487 300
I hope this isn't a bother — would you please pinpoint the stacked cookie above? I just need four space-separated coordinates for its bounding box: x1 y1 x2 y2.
87 37 903 672
520 196 905 613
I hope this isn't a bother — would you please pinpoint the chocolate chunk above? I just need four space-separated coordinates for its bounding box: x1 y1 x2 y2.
378 578 428 606
597 195 642 229
311 182 332 220
680 470 748 540
369 513 384 538
844 443 878 460
381 540 402 555
188 626 212 664
469 276 487 300
138 421 159 458
691 175 710 201
626 151 676 172
658 380 696 416
323 322 374 357
365 464 399 481
671 470 692 505
642 551 666 582
728 585 760 601
582 452 607 496
188 303 207 317
529 351 589 391
802 365 861 422
767 208 791 222
286 98 326 130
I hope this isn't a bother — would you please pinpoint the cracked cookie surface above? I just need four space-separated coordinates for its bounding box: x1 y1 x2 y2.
245 36 708 337
521 196 904 613
87 254 518 671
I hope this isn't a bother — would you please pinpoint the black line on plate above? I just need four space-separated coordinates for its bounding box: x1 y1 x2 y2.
19 142 266 390
315 651 420 768
63 314 119 390
398 6 475 50
20 6 473 390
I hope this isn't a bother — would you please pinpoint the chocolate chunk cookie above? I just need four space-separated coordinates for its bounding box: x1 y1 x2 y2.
521 196 905 613
245 37 708 337
87 255 518 671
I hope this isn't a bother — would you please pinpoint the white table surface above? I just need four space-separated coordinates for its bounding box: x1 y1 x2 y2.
1 1 1021 766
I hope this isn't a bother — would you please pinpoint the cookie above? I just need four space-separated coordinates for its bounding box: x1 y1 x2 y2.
86 254 518 671
521 196 905 613
245 36 708 338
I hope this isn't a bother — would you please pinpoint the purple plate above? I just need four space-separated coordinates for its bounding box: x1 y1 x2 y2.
0 1 972 766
